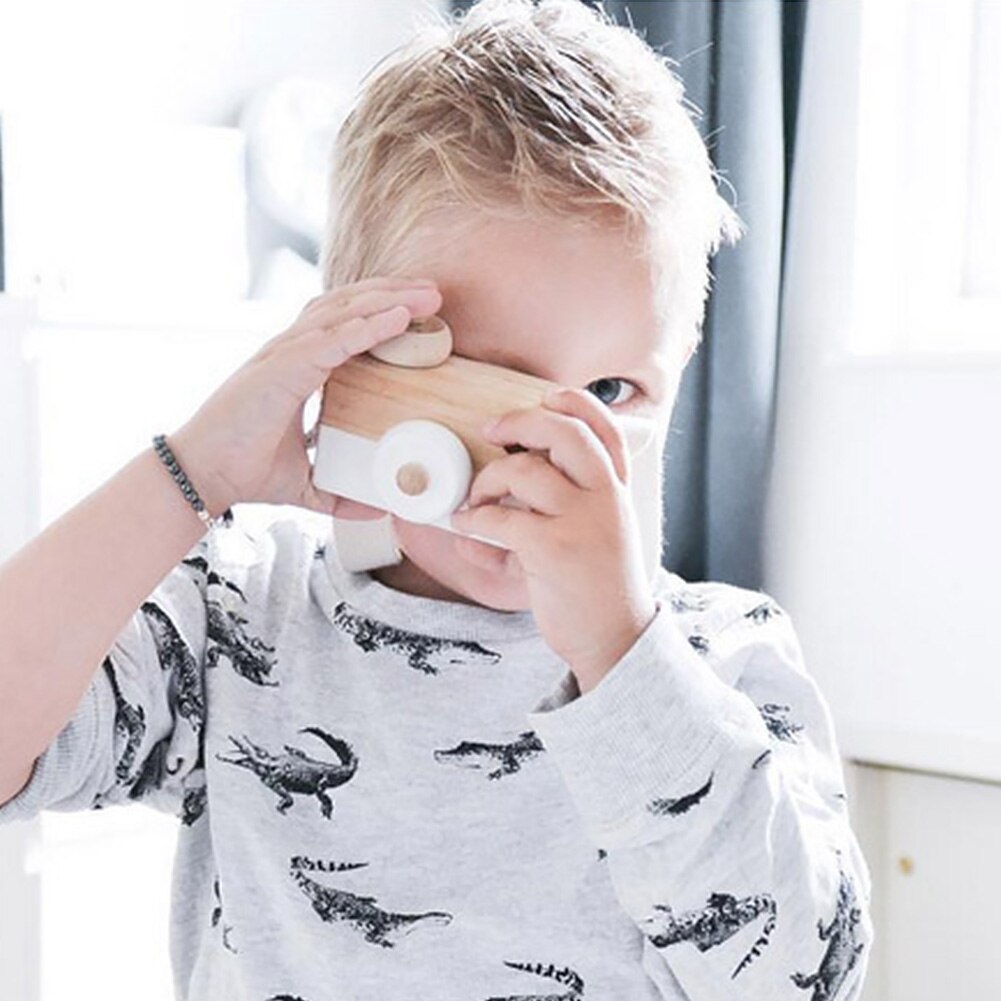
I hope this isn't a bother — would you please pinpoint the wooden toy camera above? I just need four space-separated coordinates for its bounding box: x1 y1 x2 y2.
311 316 663 585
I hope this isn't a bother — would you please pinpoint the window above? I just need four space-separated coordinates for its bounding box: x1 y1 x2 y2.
851 0 1001 356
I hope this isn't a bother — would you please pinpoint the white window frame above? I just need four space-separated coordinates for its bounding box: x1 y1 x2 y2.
849 0 1001 359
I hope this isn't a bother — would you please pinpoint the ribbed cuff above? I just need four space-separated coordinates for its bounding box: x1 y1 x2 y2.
0 680 103 823
525 601 763 847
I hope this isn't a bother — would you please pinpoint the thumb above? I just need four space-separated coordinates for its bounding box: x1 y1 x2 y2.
298 483 342 518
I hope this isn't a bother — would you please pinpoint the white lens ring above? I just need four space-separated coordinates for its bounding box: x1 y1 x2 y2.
371 419 472 523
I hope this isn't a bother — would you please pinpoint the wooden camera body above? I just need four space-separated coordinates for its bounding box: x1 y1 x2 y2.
311 316 663 585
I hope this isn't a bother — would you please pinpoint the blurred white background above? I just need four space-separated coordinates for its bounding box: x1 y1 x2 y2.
0 4 445 1000
0 1 999 1000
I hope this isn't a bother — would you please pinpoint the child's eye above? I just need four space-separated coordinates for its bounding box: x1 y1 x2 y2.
584 377 641 408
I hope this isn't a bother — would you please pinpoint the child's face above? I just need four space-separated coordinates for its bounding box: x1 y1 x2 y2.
349 212 695 611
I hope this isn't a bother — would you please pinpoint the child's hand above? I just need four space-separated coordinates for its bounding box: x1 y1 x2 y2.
168 277 442 517
449 388 659 692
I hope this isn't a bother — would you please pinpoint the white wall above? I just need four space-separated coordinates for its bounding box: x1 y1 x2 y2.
0 0 445 126
769 358 1001 763
0 0 449 304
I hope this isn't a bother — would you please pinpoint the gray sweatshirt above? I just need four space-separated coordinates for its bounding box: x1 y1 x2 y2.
0 511 873 1000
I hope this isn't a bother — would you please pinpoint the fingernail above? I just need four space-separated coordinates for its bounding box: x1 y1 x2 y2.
482 417 501 436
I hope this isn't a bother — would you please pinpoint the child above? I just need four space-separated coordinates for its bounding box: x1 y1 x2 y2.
0 0 874 998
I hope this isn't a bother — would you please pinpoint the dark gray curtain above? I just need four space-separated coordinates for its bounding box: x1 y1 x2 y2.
451 0 808 591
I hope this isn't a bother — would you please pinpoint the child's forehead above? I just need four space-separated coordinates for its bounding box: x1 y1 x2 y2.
403 212 681 380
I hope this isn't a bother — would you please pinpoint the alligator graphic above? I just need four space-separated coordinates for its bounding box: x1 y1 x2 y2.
640 891 777 980
214 726 358 819
433 730 545 779
289 855 369 876
180 550 226 584
745 599 782 624
330 600 502 675
288 857 452 948
686 631 711 656
97 656 193 804
126 732 185 801
758 703 805 743
180 781 207 826
668 589 709 614
485 959 586 1000
204 605 279 687
180 554 245 601
100 656 146 787
648 773 714 817
791 866 865 999
181 555 279 687
140 601 207 732
210 876 237 953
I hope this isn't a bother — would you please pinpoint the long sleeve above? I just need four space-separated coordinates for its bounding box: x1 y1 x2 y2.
0 534 213 824
525 582 874 1000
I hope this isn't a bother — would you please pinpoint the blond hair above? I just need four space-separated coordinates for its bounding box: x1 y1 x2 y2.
320 0 744 346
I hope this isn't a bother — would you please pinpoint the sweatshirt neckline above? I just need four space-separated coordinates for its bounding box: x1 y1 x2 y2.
317 528 542 644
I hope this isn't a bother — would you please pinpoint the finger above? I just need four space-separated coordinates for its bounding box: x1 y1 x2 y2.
300 479 342 517
449 497 542 552
253 280 438 363
452 534 528 589
312 304 419 365
268 301 429 419
300 276 438 317
452 532 509 571
465 450 576 515
294 285 442 335
483 403 617 491
542 388 629 485
295 397 310 444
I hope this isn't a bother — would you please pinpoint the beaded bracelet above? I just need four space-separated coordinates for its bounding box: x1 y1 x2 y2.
152 434 233 530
